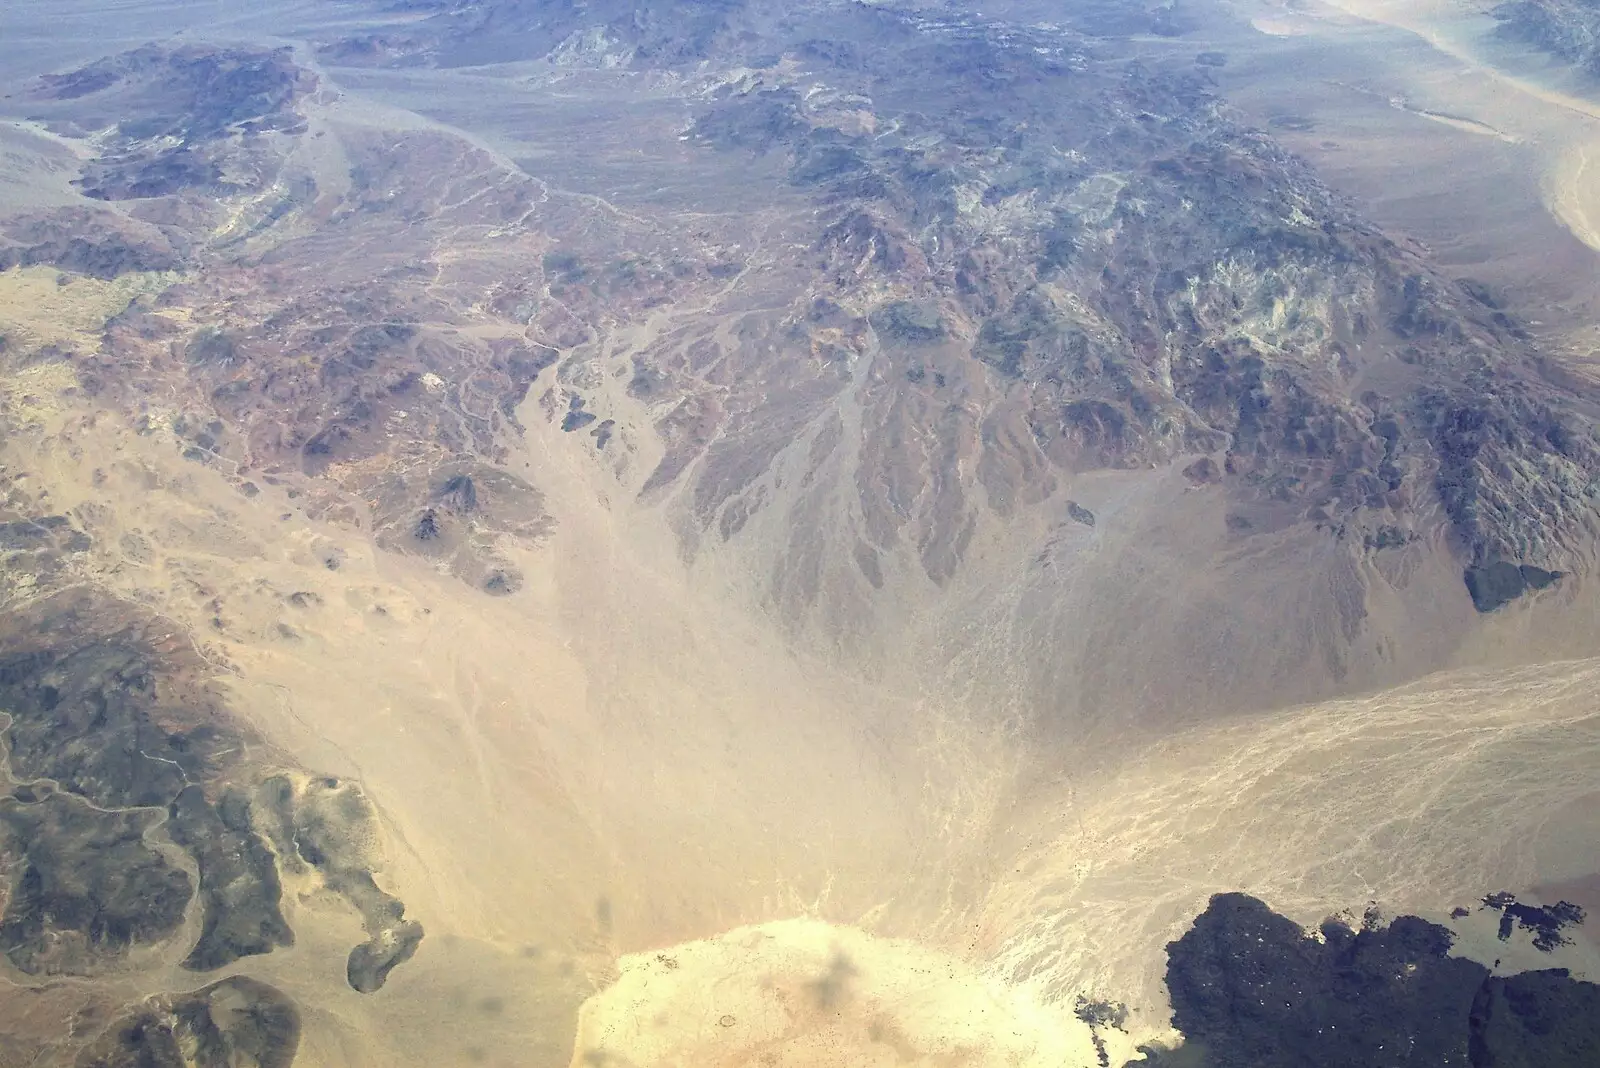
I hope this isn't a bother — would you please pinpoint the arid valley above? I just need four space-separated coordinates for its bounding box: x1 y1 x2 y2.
0 0 1598 1064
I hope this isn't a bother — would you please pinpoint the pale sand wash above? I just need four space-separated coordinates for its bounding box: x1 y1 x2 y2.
1252 0 1600 254
0 122 94 211
980 662 1600 1035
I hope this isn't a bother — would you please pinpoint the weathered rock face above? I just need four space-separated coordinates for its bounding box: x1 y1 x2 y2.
1465 561 1564 613
0 586 424 985
0 792 195 977
0 208 185 277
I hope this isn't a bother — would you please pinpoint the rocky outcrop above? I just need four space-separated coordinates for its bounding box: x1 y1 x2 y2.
77 976 301 1068
317 0 752 69
0 208 185 277
1148 892 1599 1067
1464 562 1563 613
646 4 1596 606
27 44 315 200
0 574 424 1062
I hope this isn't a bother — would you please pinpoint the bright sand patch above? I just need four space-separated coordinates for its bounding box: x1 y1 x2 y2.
567 917 1112 1068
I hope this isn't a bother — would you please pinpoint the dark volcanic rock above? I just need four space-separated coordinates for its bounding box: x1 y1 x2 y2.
493 341 559 426
77 975 302 1068
165 785 294 971
1422 385 1595 596
871 300 945 343
414 508 441 541
0 591 406 1001
0 511 93 604
1464 562 1562 613
692 87 805 152
560 409 596 432
434 473 478 514
319 0 751 69
34 44 312 142
0 208 184 278
0 636 227 810
1469 969 1600 1067
1075 997 1129 1068
1481 891 1586 951
1156 893 1483 1067
347 920 426 993
29 44 315 200
1148 892 1600 1068
0 792 194 975
368 462 550 594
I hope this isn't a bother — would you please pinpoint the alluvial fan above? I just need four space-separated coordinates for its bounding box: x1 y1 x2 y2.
0 0 1598 1064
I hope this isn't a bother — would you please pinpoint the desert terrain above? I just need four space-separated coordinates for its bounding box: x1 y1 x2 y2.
0 0 1598 1065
